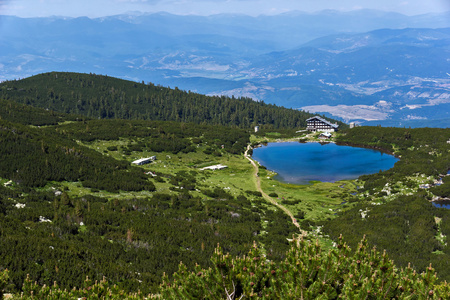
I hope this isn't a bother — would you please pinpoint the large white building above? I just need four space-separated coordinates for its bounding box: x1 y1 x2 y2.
306 116 339 132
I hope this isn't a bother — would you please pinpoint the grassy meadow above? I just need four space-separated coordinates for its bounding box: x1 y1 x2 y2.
56 132 363 244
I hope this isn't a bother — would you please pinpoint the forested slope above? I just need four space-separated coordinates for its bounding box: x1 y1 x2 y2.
0 119 155 191
0 98 84 126
322 127 450 282
0 104 298 294
0 72 347 129
3 235 450 299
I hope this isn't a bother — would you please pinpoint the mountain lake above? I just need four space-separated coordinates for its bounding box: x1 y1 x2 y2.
251 142 399 185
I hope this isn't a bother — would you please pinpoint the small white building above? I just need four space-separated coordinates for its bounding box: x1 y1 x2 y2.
318 132 332 139
254 126 260 133
200 164 228 171
132 156 156 165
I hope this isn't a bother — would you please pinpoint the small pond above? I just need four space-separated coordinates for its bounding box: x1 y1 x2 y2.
432 171 449 209
251 142 399 185
432 200 450 209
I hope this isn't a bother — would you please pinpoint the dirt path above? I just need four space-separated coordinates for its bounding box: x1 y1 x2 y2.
244 146 307 236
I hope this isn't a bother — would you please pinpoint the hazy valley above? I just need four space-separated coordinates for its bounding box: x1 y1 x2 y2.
1 10 450 127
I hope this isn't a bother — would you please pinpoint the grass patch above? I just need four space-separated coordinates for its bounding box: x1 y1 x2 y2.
79 224 88 233
266 132 281 137
48 139 260 204
259 174 358 222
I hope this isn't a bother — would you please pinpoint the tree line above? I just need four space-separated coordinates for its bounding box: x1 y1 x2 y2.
51 119 250 155
0 120 154 192
0 72 347 129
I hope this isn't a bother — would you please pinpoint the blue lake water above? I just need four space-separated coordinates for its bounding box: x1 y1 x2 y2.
252 142 399 185
432 201 450 209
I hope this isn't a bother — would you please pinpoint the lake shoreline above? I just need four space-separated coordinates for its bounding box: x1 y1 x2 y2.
335 141 399 158
253 140 397 157
251 141 399 185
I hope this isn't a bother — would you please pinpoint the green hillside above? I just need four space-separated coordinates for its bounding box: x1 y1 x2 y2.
0 98 84 126
1 74 450 298
324 127 450 282
0 72 347 129
0 113 298 294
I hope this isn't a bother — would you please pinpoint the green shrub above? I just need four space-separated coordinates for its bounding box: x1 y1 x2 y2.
159 236 450 299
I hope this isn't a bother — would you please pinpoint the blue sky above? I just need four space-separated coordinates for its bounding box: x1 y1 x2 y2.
0 0 449 18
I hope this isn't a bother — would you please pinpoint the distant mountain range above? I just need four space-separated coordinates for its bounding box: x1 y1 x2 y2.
1 10 449 127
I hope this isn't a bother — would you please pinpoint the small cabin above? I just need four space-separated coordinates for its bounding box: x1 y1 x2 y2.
200 164 228 171
306 116 339 132
318 132 332 139
132 156 156 165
